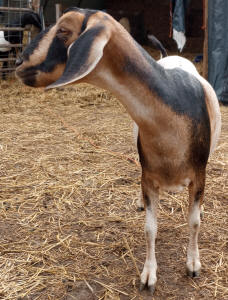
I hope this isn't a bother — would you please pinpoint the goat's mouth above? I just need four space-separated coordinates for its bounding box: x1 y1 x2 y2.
16 68 37 79
16 68 38 86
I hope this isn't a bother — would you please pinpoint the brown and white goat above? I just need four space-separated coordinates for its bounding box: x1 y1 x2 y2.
15 7 221 294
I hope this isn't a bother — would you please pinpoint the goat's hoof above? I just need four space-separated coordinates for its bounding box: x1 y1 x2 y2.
137 206 144 212
186 268 200 278
200 211 204 220
200 205 204 220
139 282 155 295
148 284 155 295
139 282 146 291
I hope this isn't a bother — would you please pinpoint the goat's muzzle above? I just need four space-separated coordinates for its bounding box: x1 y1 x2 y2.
16 67 38 86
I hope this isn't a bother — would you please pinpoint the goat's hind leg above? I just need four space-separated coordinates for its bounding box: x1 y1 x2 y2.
136 190 144 211
140 182 158 295
186 170 206 277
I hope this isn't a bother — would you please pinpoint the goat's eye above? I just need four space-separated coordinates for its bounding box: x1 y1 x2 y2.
56 28 71 43
57 28 68 34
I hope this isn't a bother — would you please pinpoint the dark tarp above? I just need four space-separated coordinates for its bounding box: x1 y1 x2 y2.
171 0 190 33
171 0 228 104
171 0 191 51
40 0 105 25
208 0 228 104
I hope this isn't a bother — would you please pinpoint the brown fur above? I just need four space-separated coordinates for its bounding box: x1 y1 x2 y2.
85 27 195 191
35 64 66 87
23 26 57 68
56 11 85 46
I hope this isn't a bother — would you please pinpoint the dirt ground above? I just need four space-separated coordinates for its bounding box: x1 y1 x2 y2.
0 52 227 300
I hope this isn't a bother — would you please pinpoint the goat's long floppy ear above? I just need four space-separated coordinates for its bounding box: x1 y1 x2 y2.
46 25 110 90
22 12 42 30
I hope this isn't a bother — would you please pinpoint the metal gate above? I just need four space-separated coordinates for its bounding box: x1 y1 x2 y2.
0 0 33 79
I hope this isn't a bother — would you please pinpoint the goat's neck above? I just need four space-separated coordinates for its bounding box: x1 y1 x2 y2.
88 39 167 127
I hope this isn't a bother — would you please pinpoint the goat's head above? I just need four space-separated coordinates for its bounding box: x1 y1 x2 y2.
16 7 112 88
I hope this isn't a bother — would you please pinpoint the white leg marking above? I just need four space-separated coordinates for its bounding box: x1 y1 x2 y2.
141 191 158 292
187 202 201 276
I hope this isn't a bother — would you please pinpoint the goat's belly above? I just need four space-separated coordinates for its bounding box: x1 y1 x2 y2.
153 177 191 192
160 178 191 192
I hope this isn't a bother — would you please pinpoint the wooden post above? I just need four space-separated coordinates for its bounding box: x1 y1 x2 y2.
32 0 40 13
203 0 208 79
56 4 62 21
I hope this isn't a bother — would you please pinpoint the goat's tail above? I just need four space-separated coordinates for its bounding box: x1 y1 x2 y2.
147 34 168 58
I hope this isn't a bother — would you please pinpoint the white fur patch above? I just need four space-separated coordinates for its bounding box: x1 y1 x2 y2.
145 208 157 237
0 31 11 52
132 122 138 145
173 29 186 52
141 208 157 287
187 202 201 273
158 56 198 75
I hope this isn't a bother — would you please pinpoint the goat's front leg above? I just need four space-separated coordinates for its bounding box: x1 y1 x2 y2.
136 190 144 211
186 171 205 277
140 183 158 295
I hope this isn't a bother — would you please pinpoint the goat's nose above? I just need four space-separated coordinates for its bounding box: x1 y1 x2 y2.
15 56 23 67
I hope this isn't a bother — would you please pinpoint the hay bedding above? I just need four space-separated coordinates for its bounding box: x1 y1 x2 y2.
0 55 227 300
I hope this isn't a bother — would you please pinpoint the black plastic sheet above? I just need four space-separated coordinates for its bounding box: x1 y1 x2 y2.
171 0 190 32
208 0 228 103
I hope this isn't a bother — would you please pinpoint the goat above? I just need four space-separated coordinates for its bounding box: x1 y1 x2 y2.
15 7 221 295
0 11 42 79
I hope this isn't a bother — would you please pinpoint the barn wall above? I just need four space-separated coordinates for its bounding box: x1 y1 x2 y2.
208 0 228 103
106 0 204 52
43 0 104 25
42 0 204 53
